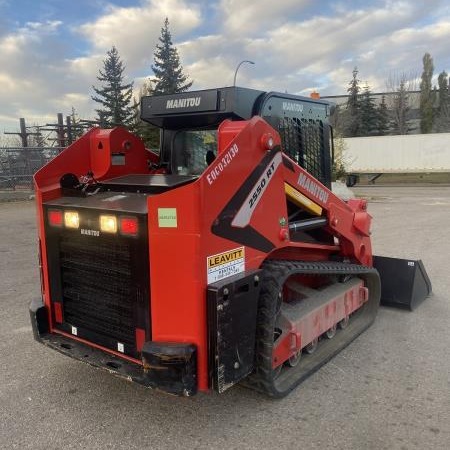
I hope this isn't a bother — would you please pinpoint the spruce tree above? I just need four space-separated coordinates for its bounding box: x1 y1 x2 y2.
152 18 193 94
344 67 362 137
376 95 390 135
92 46 134 128
359 84 377 136
419 53 435 133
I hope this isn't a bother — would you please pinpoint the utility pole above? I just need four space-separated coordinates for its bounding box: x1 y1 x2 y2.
66 116 73 145
57 113 66 147
3 118 40 147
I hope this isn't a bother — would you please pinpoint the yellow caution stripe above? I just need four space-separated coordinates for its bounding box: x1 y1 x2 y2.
284 183 322 216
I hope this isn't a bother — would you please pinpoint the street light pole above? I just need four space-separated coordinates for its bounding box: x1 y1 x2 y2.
233 60 255 86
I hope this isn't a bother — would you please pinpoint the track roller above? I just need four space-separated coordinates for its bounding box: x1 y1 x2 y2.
287 350 302 367
305 338 319 354
339 316 350 329
325 324 337 339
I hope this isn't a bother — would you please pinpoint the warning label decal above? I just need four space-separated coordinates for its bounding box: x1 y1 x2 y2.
207 247 245 284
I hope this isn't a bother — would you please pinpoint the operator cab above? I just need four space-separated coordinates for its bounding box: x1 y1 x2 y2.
141 86 333 188
171 129 218 176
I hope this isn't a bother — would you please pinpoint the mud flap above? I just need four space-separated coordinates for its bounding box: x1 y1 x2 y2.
373 256 432 311
207 270 262 393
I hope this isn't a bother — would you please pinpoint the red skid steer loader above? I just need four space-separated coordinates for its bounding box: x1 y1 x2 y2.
30 87 431 397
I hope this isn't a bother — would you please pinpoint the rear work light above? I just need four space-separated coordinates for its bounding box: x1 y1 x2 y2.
48 210 63 227
100 215 117 233
120 217 139 235
64 211 80 229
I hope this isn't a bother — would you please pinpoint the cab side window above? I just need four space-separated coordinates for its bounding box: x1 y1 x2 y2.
172 130 218 175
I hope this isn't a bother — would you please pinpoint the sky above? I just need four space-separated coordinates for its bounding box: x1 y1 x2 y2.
1 0 449 134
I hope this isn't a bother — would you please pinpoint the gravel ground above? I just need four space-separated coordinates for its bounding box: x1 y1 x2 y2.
0 186 449 450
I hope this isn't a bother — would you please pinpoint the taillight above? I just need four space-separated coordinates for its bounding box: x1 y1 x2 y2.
100 215 117 233
120 217 139 235
64 211 79 229
48 209 63 227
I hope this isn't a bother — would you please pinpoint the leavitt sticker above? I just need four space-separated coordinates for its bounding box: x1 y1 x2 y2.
158 208 177 227
207 247 245 284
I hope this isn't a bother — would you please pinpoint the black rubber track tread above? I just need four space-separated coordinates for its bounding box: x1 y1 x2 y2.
244 260 380 398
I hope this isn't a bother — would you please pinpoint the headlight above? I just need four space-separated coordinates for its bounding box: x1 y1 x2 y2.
64 211 79 229
100 215 117 233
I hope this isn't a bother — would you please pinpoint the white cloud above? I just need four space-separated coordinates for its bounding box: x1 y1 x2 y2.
20 20 62 34
181 0 450 95
183 56 234 88
78 0 202 72
0 24 112 134
219 0 312 35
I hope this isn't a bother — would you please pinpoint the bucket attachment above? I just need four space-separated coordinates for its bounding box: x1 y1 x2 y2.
373 256 432 311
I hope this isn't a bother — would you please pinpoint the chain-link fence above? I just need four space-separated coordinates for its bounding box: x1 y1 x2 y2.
0 147 62 191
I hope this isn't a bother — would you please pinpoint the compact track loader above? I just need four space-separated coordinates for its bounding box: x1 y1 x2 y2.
30 87 431 397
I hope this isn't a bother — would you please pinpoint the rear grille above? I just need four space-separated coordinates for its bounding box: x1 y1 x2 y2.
279 117 326 186
59 234 137 346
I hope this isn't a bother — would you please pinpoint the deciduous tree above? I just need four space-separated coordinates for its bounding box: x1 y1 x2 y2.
420 52 435 133
386 71 415 135
434 71 449 132
133 80 160 149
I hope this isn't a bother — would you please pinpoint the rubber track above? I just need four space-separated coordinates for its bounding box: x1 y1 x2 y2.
244 260 381 398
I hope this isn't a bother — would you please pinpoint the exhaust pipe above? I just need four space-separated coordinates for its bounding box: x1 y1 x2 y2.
373 256 432 311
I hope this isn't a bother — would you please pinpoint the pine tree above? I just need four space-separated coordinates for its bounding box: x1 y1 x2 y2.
434 71 449 132
92 46 134 128
152 18 193 94
376 95 390 135
344 67 362 137
419 52 435 134
359 84 377 136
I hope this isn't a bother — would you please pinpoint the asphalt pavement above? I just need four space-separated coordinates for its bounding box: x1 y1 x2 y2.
0 186 449 449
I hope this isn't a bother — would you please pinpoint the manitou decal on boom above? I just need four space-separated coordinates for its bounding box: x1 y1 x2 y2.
30 86 431 398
